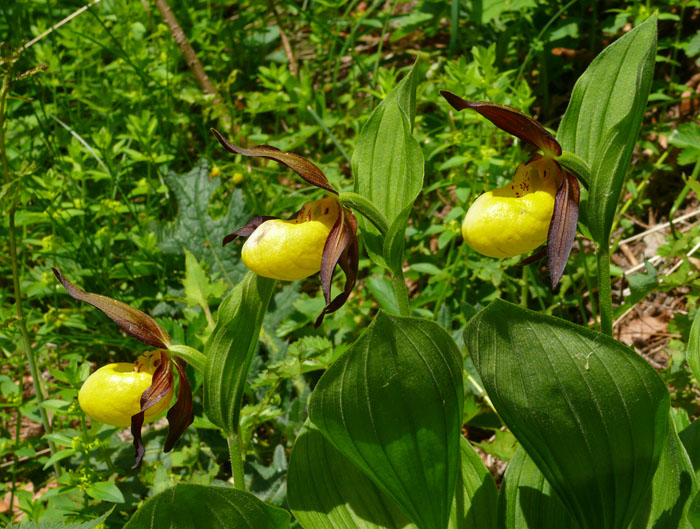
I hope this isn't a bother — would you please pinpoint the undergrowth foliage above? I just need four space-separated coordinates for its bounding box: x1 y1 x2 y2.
1 2 700 528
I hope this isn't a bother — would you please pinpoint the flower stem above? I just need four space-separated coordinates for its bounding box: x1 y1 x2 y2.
596 244 614 336
392 267 410 317
227 431 246 491
1 64 60 476
167 344 205 373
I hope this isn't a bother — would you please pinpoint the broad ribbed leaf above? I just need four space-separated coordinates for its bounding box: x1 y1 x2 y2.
204 272 276 433
680 419 700 476
630 416 696 529
288 425 496 529
352 64 423 268
123 484 290 529
557 15 656 244
498 446 578 529
309 313 463 529
288 423 417 529
464 299 670 529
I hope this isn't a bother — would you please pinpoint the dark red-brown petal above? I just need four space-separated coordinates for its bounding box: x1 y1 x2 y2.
52 268 170 350
547 170 580 288
163 359 194 453
131 351 172 468
315 208 359 327
212 129 337 194
222 216 278 247
439 91 562 157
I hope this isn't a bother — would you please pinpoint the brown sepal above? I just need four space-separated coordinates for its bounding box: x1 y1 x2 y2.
439 91 562 156
315 208 359 327
547 171 580 288
163 359 194 453
52 268 170 349
131 351 172 469
222 216 278 247
212 129 337 194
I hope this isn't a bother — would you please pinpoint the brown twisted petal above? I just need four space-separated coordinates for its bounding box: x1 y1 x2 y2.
222 216 279 247
212 129 337 194
547 171 580 288
131 351 172 468
52 268 170 350
164 359 194 453
439 91 562 156
315 208 359 327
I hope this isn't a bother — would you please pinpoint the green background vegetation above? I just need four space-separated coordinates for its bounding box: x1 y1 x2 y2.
1 0 699 526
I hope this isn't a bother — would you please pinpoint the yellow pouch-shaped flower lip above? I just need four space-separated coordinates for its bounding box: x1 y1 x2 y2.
241 197 340 281
78 351 173 428
463 157 559 258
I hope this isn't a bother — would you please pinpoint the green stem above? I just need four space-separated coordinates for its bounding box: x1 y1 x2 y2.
227 432 246 490
596 243 613 336
167 344 206 373
392 267 410 317
1 65 60 475
338 192 389 235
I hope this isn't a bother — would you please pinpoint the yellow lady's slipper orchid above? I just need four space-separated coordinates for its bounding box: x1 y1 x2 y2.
53 268 194 468
79 351 173 428
241 197 340 280
440 91 581 287
213 130 359 325
462 156 559 258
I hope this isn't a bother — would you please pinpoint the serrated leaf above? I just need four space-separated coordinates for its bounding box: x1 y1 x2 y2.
204 272 276 434
309 313 463 529
123 484 290 529
498 446 578 529
182 249 227 325
464 299 670 529
157 160 249 285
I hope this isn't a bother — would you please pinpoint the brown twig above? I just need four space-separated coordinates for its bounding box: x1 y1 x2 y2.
267 0 298 77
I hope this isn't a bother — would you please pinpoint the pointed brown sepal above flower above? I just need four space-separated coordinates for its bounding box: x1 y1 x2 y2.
131 351 172 469
222 216 278 246
52 268 170 349
547 171 580 288
439 90 562 157
315 208 359 327
163 359 194 453
212 129 337 194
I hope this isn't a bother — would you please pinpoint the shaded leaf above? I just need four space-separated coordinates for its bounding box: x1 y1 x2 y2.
309 313 463 529
157 159 249 285
52 268 170 349
498 446 579 529
123 484 290 529
687 309 700 385
464 299 670 529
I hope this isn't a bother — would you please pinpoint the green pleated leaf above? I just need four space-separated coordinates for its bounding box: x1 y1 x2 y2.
288 422 418 529
498 446 579 529
352 64 423 269
556 15 656 244
288 424 496 529
309 312 463 529
454 437 499 529
630 416 697 529
123 484 290 529
203 272 276 433
680 419 700 476
687 308 700 384
464 299 670 529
